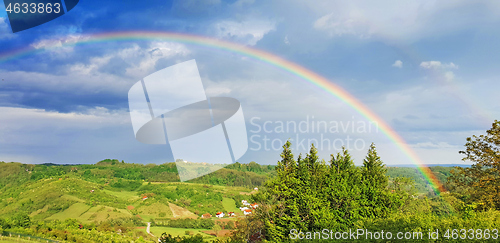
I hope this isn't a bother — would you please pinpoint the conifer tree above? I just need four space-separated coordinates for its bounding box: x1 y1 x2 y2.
362 143 388 190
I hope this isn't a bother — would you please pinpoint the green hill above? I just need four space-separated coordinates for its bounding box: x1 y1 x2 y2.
0 160 459 242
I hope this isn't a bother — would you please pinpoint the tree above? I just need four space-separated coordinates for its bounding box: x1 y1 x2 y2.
449 120 500 210
212 223 222 237
12 212 30 228
158 233 205 243
250 142 402 242
362 143 388 190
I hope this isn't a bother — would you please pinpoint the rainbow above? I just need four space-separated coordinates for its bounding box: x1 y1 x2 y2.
0 31 445 193
395 45 494 127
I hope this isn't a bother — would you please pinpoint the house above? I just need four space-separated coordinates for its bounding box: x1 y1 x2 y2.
201 213 212 218
90 190 94 193
244 209 252 215
242 200 250 206
250 203 258 209
142 196 148 200
239 207 249 211
254 187 258 191
216 212 225 218
228 212 235 217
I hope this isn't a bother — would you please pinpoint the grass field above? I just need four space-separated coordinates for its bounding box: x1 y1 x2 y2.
0 235 51 242
62 205 133 223
45 203 91 221
137 202 173 221
103 189 140 201
149 226 215 240
0 238 36 243
222 197 240 215
169 203 197 219
61 194 85 203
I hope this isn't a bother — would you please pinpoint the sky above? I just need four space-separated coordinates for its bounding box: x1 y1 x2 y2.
0 0 499 166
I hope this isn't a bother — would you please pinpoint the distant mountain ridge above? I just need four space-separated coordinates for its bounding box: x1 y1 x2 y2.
387 164 471 167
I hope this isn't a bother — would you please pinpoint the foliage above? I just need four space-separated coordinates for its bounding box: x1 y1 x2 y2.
159 232 206 243
449 120 500 210
212 223 222 237
251 141 406 242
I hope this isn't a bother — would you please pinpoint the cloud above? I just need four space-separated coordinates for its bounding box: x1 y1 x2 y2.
121 42 191 78
420 61 458 69
0 106 159 164
419 61 458 82
2 41 191 94
31 34 87 50
412 141 457 149
30 34 89 58
309 1 500 43
284 35 290 45
171 0 222 17
392 60 403 68
0 17 14 39
313 11 371 38
230 0 255 9
0 106 129 145
444 71 455 82
211 19 276 45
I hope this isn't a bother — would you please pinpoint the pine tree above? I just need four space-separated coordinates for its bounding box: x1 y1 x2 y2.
362 143 388 190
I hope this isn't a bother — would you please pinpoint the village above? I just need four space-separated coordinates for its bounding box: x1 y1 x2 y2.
200 199 259 219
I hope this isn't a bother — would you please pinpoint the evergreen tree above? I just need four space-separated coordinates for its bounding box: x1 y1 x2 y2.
254 142 403 242
362 143 388 190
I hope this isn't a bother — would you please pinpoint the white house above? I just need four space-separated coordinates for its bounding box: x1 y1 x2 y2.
242 200 250 206
250 203 259 209
244 209 252 215
240 207 249 211
216 212 224 218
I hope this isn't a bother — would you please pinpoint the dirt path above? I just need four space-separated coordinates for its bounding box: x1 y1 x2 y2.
146 222 155 238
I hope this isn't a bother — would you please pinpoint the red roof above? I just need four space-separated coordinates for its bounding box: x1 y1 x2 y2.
245 209 252 212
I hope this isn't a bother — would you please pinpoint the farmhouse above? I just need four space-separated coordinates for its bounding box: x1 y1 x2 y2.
244 209 252 215
142 196 148 200
242 200 250 206
250 203 258 209
239 207 249 211
216 212 225 218
228 212 235 216
201 213 212 218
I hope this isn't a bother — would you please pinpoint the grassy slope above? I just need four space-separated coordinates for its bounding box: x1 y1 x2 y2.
169 203 197 219
46 203 91 221
0 161 456 230
222 198 240 215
